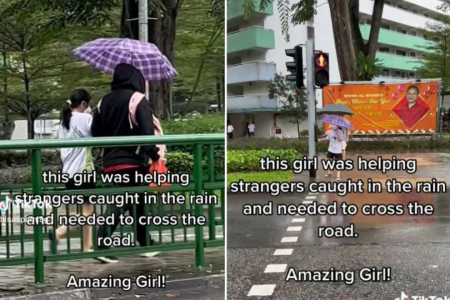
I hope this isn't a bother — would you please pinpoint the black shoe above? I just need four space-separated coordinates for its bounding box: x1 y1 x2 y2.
94 255 119 264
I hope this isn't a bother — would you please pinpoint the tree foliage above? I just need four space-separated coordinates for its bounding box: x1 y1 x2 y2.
3 0 224 122
0 1 117 138
243 0 385 81
267 73 307 138
415 5 450 93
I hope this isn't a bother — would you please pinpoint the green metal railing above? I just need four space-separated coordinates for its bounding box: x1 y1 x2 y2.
0 134 225 284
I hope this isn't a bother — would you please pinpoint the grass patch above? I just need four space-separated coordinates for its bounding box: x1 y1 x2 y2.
227 171 294 186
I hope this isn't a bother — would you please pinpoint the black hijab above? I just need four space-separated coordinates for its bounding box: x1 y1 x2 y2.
111 63 145 93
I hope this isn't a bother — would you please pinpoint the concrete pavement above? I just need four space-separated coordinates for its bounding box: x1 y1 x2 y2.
1 275 225 299
227 152 450 299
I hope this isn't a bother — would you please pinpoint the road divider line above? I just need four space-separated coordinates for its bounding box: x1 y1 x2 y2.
273 249 293 256
305 196 316 199
292 218 305 222
264 264 288 273
281 236 298 243
303 200 313 204
247 284 276 297
286 226 302 231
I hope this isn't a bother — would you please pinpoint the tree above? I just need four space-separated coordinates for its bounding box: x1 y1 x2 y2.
0 4 115 139
415 5 450 107
182 0 224 114
267 73 307 138
244 0 385 81
5 0 224 116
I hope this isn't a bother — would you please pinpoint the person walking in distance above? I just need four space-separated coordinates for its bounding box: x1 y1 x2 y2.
318 125 344 181
248 121 255 137
91 63 160 263
49 89 95 253
227 120 234 139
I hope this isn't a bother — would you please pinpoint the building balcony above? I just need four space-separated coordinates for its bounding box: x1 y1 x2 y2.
227 0 273 21
360 24 433 52
361 0 432 30
227 94 278 113
227 61 276 85
376 52 422 71
403 0 443 14
227 26 275 54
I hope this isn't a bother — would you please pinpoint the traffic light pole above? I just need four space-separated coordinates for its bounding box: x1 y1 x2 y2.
305 40 316 178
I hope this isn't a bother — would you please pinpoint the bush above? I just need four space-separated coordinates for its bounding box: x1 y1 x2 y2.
0 150 224 185
227 136 450 153
162 113 224 135
162 113 224 154
227 149 300 173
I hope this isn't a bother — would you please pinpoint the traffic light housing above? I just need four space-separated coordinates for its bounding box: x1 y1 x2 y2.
314 52 329 87
285 45 303 89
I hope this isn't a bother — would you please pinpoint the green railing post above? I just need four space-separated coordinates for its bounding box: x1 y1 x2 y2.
31 149 44 284
193 144 204 267
207 145 216 240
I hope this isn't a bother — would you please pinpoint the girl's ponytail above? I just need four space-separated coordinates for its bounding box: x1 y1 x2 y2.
61 100 72 130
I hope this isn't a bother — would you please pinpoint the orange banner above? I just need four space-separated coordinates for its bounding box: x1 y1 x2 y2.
322 82 438 134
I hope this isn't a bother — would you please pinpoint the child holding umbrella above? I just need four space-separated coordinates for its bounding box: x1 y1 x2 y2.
318 125 345 181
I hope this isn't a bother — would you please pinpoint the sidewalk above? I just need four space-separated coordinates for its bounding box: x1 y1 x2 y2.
0 248 224 299
1 275 224 300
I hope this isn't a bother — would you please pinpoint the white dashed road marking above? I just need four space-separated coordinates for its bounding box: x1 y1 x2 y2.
287 226 302 231
292 218 305 223
248 194 312 297
264 264 288 273
281 236 298 243
247 284 276 296
273 249 293 256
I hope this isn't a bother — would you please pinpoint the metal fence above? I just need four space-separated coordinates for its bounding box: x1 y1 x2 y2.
0 134 225 283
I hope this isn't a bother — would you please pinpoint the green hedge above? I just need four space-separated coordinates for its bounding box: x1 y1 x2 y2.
0 151 224 185
227 149 300 173
227 137 450 152
0 114 225 184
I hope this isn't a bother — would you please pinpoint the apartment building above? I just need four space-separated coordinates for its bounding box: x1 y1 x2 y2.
226 0 312 138
315 0 446 83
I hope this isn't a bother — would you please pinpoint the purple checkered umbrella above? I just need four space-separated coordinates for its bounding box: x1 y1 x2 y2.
72 38 177 81
321 115 354 130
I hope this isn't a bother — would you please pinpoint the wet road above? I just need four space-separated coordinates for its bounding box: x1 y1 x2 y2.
227 153 450 299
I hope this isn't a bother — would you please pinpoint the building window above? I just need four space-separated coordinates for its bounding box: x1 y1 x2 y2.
396 50 406 56
412 9 418 14
381 24 390 30
395 71 401 77
307 26 314 39
425 14 429 17
385 1 391 4
379 47 390 53
410 52 416 57
410 72 415 77
382 69 390 76
410 31 416 36
366 20 371 25
397 4 404 9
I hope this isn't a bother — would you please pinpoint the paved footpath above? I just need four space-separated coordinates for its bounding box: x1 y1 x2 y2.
228 152 450 300
0 246 224 299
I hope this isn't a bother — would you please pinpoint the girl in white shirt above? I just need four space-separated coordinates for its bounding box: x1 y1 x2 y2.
318 125 344 181
49 89 95 253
